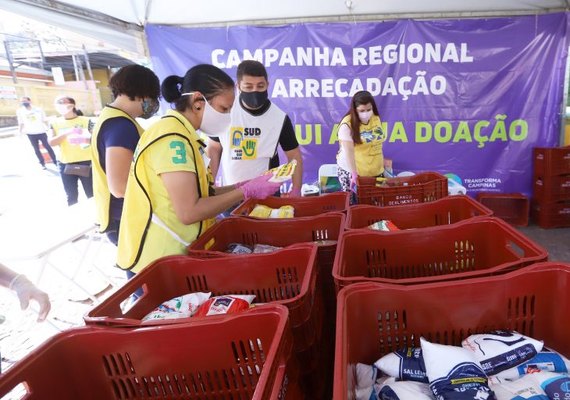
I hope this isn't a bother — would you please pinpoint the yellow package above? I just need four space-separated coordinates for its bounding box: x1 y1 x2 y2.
265 160 297 183
249 204 295 218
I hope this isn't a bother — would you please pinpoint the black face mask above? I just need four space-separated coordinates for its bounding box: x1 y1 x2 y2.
21 102 31 108
240 90 268 109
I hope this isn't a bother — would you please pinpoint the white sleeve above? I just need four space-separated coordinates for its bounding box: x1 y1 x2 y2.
338 123 353 142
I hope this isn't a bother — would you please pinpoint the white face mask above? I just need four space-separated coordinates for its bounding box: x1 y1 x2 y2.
55 104 74 115
181 92 231 137
358 110 373 124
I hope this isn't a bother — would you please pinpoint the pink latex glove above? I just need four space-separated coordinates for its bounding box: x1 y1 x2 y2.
234 179 250 189
350 172 358 191
239 174 281 200
289 187 302 197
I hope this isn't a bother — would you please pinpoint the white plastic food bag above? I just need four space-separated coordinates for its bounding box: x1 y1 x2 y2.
375 347 428 383
142 292 211 322
462 330 543 376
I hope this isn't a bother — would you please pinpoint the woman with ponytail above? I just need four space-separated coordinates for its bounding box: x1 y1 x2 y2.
117 64 280 275
49 96 93 206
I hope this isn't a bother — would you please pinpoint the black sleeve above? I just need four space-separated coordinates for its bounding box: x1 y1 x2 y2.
278 115 298 152
210 136 220 143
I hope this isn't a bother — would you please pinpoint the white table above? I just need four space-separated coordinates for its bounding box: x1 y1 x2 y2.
0 199 114 303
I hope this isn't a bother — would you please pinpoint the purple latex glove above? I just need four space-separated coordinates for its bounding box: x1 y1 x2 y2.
239 174 281 200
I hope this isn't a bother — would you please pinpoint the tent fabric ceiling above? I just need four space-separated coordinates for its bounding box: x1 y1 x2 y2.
44 52 135 73
0 0 567 55
47 0 570 25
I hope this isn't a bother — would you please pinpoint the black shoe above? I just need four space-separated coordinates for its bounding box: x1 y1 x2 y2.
41 165 47 170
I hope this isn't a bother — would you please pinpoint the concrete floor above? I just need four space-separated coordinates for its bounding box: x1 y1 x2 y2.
517 224 570 263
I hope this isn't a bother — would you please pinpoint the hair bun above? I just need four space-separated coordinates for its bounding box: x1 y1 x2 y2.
161 75 185 102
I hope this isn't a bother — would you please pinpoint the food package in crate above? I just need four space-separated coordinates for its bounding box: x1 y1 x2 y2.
248 204 295 218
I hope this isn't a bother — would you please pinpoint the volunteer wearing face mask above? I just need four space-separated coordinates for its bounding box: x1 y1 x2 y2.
91 65 160 246
48 96 93 206
336 90 387 197
206 60 303 197
116 64 281 275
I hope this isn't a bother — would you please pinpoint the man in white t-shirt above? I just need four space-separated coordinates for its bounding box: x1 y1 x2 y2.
207 60 303 197
16 96 57 169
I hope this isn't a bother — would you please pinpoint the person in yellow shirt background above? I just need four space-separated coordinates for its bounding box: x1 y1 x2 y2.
117 64 281 275
336 90 387 202
90 65 160 247
48 96 93 206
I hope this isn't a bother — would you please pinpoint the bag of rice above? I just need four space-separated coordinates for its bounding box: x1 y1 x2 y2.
142 292 211 322
356 363 381 390
526 371 570 399
194 294 255 317
378 379 433 399
489 373 548 400
421 337 495 400
248 204 294 218
252 244 283 254
462 330 543 376
494 347 570 380
226 243 253 254
374 347 428 383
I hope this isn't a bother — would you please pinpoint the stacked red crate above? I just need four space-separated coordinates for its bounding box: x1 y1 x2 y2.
532 147 570 228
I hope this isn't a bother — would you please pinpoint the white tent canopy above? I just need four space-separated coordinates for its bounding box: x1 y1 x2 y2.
0 0 568 54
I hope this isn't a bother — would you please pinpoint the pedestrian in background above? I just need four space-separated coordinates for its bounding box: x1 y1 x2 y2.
48 96 93 206
16 96 58 170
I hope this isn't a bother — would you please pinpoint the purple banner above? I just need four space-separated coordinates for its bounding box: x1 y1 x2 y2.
146 13 569 196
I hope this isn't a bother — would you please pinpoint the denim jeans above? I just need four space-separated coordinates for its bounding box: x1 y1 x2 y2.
58 161 93 206
26 133 57 166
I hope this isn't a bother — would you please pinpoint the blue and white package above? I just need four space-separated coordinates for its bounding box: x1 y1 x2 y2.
421 337 495 400
378 379 433 400
375 347 428 383
495 348 570 380
489 373 548 400
462 330 543 376
527 371 570 399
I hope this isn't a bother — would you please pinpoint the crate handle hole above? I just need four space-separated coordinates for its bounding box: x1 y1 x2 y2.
119 285 147 315
1 382 28 400
506 241 525 258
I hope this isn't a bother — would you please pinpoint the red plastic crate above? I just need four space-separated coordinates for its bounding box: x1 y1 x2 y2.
531 199 570 228
533 174 570 202
188 214 345 328
332 217 547 290
533 146 570 176
0 306 294 400
231 192 349 218
85 246 319 351
346 195 493 230
333 263 570 400
356 171 448 206
476 192 529 226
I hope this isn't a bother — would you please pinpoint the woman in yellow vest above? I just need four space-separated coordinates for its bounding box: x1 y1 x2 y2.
90 65 160 248
336 90 387 198
48 96 93 206
117 64 281 274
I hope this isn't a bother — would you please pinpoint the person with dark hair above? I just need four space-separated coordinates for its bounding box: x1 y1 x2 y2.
90 65 160 248
116 64 280 275
16 96 57 170
48 96 93 206
336 90 387 196
206 60 303 197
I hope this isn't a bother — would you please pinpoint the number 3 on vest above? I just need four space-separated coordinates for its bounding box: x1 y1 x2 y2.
170 140 187 164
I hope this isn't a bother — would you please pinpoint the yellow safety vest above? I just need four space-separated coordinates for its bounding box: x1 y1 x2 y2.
51 116 92 163
116 110 215 273
90 106 144 232
340 114 386 176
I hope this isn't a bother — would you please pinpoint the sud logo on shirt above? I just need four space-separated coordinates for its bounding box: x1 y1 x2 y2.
230 126 258 160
